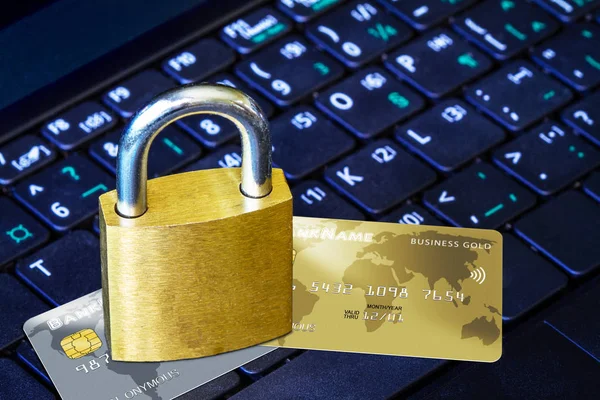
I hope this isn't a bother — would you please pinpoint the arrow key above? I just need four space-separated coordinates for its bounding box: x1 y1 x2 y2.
325 139 436 214
493 121 600 195
423 163 536 228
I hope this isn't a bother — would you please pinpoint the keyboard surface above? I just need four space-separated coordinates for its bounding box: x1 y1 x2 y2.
1 0 599 398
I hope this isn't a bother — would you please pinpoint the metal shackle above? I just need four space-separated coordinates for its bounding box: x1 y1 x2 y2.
115 83 272 218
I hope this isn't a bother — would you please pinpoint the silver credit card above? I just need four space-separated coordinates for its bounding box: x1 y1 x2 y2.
24 290 274 400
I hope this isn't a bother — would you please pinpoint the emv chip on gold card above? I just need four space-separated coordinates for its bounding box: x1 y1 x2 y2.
60 329 102 359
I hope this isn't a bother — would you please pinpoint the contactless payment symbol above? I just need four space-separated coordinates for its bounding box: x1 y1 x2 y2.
60 329 102 359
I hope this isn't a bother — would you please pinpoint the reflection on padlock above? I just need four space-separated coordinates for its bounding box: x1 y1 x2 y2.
99 84 292 362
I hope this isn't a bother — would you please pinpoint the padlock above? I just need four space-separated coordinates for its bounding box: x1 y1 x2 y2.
99 83 292 362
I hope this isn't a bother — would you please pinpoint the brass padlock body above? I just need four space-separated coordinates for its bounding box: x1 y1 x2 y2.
99 168 292 362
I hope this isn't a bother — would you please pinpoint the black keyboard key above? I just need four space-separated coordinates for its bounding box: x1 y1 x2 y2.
236 36 344 106
14 155 114 231
220 7 292 54
316 67 425 138
410 323 599 399
16 231 100 306
493 122 600 195
16 341 50 384
0 197 49 266
379 0 478 31
271 106 355 179
103 70 175 118
178 74 273 148
397 99 505 171
466 61 573 131
325 139 436 214
178 371 241 399
502 235 567 322
562 91 600 146
584 171 600 202
380 203 444 226
306 1 412 68
240 348 299 375
385 29 492 98
90 127 201 178
545 279 600 360
184 145 242 172
0 135 56 186
0 274 49 348
292 180 365 219
41 102 116 150
534 0 600 22
424 163 536 228
231 351 445 399
532 24 600 91
212 73 274 117
453 0 559 60
0 358 54 399
514 191 600 277
162 38 235 84
278 0 345 22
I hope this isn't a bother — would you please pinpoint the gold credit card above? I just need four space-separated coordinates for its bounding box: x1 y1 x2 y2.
263 217 503 362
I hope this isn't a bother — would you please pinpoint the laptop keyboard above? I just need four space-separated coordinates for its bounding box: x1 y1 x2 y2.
1 0 599 398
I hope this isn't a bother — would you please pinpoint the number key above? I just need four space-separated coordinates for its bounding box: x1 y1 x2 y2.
271 106 355 179
316 67 425 138
184 145 242 171
293 180 365 219
14 155 114 231
325 140 436 214
177 73 274 147
42 102 116 150
89 127 201 178
236 36 344 106
306 1 412 68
